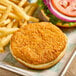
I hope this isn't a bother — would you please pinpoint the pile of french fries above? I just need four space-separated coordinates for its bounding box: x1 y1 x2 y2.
0 0 39 52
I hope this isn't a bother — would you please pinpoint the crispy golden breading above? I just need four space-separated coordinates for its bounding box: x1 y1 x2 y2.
11 22 67 65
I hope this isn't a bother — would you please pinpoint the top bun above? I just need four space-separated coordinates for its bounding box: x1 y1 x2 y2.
10 22 67 69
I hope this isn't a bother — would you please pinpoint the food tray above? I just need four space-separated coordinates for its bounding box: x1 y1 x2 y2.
0 27 76 76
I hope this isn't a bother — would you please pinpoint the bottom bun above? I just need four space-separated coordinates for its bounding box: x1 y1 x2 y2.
10 47 66 70
56 22 76 27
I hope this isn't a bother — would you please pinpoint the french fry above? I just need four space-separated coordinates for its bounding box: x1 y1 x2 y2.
0 5 6 11
0 5 11 24
0 34 13 52
24 5 31 13
0 34 12 47
0 0 39 22
0 32 6 38
0 47 4 53
21 21 27 27
28 17 39 22
18 0 27 7
10 0 20 4
0 28 18 38
7 0 30 20
13 21 19 28
27 4 38 16
27 6 36 16
0 10 4 13
7 21 13 28
0 19 11 27
0 14 1 17
19 20 27 27
3 19 11 25
0 27 19 34
9 13 19 20
23 1 30 7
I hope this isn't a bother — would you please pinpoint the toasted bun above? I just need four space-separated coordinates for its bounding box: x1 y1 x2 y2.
40 10 76 27
10 22 67 69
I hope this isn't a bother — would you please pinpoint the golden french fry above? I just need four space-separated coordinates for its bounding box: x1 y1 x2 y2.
0 0 39 22
28 17 39 22
9 13 19 20
10 0 20 4
18 0 27 7
7 0 30 20
19 20 27 27
13 21 19 28
0 5 11 24
0 28 18 38
7 21 13 28
21 21 27 27
27 6 35 16
24 5 31 13
24 1 30 6
3 19 11 25
0 32 6 38
0 47 4 53
0 5 6 11
0 19 11 27
0 14 2 18
0 27 19 34
27 5 38 16
0 34 12 47
0 27 17 37
0 10 4 13
25 3 38 14
0 34 13 52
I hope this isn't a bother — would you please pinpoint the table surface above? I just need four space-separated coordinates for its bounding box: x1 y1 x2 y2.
0 57 76 76
64 56 76 76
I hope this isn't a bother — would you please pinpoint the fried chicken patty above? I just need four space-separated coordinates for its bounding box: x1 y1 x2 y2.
11 22 67 65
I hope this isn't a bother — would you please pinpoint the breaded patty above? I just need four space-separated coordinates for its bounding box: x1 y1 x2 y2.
11 22 67 65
